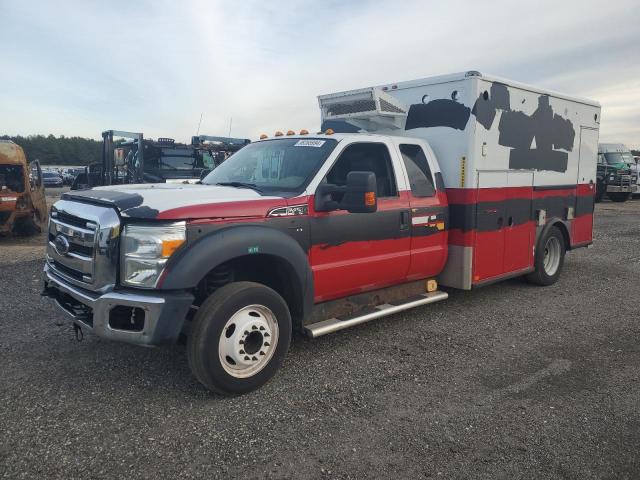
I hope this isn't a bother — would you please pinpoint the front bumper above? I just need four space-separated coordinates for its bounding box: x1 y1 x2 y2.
606 184 637 193
43 263 194 346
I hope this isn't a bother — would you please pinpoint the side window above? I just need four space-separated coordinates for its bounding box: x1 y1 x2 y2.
325 142 398 198
597 154 605 165
399 144 435 197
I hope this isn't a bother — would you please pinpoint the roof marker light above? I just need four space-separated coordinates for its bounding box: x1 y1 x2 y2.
286 130 295 136
275 131 284 137
299 129 309 135
324 128 334 135
259 134 268 139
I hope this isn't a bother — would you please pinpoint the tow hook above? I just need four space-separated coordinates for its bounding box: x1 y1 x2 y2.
73 323 83 342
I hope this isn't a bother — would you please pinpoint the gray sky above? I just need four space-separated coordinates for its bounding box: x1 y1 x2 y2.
1 0 639 147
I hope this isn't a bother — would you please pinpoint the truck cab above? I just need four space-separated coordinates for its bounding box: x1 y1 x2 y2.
596 143 638 202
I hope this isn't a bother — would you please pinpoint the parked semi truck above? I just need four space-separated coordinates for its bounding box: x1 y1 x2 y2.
43 72 600 394
596 143 637 202
0 140 47 235
72 130 250 190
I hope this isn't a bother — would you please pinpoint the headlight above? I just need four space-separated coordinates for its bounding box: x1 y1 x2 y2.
121 222 185 288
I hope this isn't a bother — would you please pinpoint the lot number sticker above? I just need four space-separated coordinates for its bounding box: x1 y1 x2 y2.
294 140 326 147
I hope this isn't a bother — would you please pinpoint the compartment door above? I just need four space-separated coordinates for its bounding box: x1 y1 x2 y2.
503 171 534 273
574 127 598 245
473 171 507 282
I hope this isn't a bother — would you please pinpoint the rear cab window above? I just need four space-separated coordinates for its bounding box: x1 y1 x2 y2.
399 144 435 197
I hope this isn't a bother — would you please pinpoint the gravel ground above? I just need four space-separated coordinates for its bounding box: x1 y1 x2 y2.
1 200 639 479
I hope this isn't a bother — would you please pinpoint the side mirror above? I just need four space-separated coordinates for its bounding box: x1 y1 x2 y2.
314 171 377 213
341 171 377 213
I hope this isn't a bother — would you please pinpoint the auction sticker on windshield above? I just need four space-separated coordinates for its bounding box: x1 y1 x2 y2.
294 140 326 147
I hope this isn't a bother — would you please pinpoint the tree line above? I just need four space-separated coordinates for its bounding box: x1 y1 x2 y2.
0 134 101 166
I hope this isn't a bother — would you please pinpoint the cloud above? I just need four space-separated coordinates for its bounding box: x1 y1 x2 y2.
0 0 638 147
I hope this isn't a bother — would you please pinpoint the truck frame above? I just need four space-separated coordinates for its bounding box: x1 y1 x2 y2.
42 72 600 395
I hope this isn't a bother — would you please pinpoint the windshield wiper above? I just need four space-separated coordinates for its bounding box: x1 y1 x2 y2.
215 181 263 193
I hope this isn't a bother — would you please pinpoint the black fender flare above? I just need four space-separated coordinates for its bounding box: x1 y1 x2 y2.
537 217 571 251
159 225 314 320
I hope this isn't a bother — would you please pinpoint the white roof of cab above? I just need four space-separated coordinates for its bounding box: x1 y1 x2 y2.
371 70 600 108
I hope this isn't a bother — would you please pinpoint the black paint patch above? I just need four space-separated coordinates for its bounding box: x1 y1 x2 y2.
405 100 471 131
320 119 362 133
63 190 160 219
449 193 593 232
509 149 569 173
472 83 511 130
498 95 574 172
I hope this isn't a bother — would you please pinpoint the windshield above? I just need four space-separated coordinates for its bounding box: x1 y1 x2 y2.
202 138 338 193
603 152 630 165
43 172 59 178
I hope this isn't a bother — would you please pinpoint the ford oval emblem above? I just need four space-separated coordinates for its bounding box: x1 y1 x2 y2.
54 234 70 256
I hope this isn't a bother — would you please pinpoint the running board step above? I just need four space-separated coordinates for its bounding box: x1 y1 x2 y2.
304 290 448 338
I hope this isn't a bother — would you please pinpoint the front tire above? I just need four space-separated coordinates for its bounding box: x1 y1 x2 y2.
608 192 630 202
187 282 292 395
526 226 566 286
594 183 605 203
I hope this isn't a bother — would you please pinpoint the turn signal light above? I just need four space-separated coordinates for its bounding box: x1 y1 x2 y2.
324 128 334 135
299 129 309 135
286 130 295 136
259 134 268 139
364 191 375 206
161 239 185 257
275 131 284 137
426 279 438 292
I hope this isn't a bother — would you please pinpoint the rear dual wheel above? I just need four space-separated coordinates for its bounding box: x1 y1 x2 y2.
526 226 566 286
187 282 292 395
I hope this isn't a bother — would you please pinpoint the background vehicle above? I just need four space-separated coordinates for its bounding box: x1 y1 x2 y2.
72 130 250 190
43 72 600 395
596 143 637 202
42 171 64 188
0 140 47 235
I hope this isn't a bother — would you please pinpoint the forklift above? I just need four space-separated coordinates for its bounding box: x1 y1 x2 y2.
72 130 250 190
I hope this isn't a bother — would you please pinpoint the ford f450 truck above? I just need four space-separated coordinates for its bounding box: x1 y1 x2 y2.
43 72 600 394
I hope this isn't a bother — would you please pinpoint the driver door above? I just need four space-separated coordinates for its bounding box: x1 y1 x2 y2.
309 141 412 302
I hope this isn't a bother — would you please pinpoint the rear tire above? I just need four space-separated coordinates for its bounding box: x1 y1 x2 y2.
526 226 566 286
187 282 292 395
608 192 630 202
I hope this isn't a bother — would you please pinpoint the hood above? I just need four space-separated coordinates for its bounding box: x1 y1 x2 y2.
62 183 289 220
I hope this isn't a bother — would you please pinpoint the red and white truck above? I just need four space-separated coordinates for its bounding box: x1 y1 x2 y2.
43 71 600 394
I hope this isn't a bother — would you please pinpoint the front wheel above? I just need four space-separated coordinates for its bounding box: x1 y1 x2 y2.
187 282 292 395
526 226 566 286
608 192 630 202
594 183 605 203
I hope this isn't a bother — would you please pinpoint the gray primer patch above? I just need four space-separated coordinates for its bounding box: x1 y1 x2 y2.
404 84 575 173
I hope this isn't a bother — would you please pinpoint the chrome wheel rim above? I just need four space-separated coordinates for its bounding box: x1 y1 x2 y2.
218 305 279 378
543 236 561 276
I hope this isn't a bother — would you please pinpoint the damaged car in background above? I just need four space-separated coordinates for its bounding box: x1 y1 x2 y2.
0 140 47 235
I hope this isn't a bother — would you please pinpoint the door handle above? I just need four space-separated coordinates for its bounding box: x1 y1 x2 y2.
400 211 410 230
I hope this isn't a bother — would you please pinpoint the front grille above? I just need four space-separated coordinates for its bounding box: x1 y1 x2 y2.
47 199 120 292
55 210 92 229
